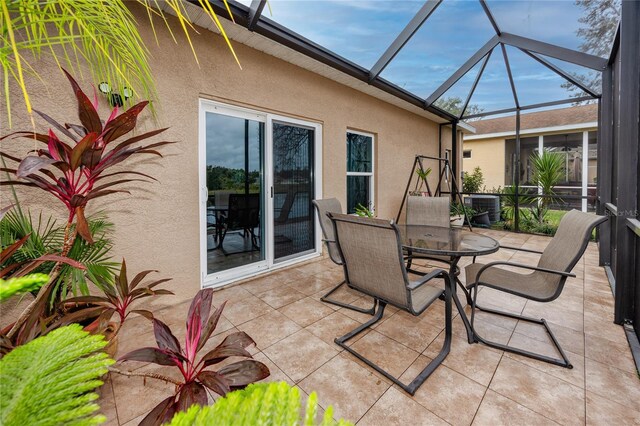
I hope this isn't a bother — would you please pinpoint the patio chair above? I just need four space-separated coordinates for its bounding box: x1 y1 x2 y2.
329 213 452 395
219 193 260 255
312 199 376 314
405 196 456 274
465 209 607 368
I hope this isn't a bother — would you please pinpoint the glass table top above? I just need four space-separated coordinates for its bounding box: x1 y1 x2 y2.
397 224 500 257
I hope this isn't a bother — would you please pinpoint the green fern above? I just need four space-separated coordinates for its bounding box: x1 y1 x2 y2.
168 382 353 426
0 273 49 302
0 324 114 426
0 209 118 298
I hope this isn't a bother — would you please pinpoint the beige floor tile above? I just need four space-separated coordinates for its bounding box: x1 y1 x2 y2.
513 319 585 356
286 274 336 296
505 333 585 388
472 390 559 426
357 387 448 426
222 295 274 326
109 364 181 424
256 285 308 309
263 329 339 382
489 357 585 425
237 310 301 350
252 351 294 385
375 310 442 352
424 333 502 386
583 312 627 345
585 333 637 374
337 297 379 323
279 296 337 327
348 330 421 379
586 391 640 425
211 284 254 303
305 311 365 347
521 303 584 332
400 355 486 426
585 358 640 411
299 355 389 423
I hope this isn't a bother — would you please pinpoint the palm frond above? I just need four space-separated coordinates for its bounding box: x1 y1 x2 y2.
1 0 239 126
0 324 114 426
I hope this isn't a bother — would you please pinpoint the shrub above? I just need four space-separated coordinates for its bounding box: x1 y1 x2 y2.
168 382 353 426
462 167 484 193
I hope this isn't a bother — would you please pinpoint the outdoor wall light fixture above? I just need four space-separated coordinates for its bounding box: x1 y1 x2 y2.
97 82 132 107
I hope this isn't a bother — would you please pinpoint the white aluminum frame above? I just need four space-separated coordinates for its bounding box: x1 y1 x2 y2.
346 129 375 213
198 99 322 289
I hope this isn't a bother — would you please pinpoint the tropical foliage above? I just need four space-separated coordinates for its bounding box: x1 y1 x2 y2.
1 0 238 125
0 207 118 298
119 288 269 426
62 258 173 325
0 273 48 302
0 324 114 426
530 150 564 210
168 382 353 426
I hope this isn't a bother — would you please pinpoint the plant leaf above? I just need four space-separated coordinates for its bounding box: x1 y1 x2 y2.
33 108 79 142
187 288 213 331
153 318 181 354
128 269 158 290
75 207 94 244
16 156 56 178
118 347 179 366
217 359 270 388
176 382 207 413
139 395 176 426
63 69 102 134
130 309 154 321
116 258 128 299
197 371 231 396
197 301 226 352
101 101 149 144
70 132 98 170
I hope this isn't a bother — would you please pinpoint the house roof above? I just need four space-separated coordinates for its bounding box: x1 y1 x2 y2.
470 104 599 135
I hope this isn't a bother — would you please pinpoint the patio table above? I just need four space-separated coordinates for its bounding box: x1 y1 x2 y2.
397 224 499 341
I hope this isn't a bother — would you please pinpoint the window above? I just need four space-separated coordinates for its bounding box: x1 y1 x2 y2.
463 150 472 159
346 131 374 214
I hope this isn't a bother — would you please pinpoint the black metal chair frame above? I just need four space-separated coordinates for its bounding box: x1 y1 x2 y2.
312 199 376 315
330 215 453 395
467 245 577 369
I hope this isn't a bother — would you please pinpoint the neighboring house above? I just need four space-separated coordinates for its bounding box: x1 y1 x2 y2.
462 104 598 211
2 2 469 293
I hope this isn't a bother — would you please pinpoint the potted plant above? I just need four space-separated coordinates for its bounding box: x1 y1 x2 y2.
471 209 491 227
409 168 432 196
450 203 475 227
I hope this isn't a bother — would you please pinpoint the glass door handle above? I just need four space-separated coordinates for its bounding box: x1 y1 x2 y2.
271 186 274 198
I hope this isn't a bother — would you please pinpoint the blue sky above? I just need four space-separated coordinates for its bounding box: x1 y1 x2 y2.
236 0 612 114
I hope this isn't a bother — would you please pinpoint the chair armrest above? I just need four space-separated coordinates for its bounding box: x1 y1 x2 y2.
407 268 450 291
473 261 576 284
499 244 544 255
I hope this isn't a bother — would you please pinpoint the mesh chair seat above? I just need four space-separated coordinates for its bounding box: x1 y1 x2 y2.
410 280 444 313
465 263 557 301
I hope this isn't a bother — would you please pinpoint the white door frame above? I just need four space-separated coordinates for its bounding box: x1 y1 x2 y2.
198 99 322 289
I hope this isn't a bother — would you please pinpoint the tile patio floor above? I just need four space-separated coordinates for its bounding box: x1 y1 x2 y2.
101 229 640 425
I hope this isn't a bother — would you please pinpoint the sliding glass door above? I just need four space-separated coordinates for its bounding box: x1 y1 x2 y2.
200 101 321 287
272 121 316 262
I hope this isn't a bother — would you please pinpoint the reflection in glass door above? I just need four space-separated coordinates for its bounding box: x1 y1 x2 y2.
204 110 264 275
272 122 316 262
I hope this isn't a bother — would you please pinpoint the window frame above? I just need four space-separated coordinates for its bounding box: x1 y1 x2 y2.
346 129 375 213
463 149 472 159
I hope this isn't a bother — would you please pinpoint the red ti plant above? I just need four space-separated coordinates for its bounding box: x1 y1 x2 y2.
119 289 270 426
59 258 173 326
0 68 172 249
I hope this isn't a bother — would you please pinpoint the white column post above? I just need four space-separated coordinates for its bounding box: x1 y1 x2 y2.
582 131 589 211
538 135 544 204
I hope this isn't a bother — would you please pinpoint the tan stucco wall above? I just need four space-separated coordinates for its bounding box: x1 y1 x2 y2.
1 5 455 303
462 137 506 191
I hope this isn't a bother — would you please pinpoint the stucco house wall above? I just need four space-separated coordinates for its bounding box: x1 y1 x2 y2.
0 5 457 303
462 137 506 191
